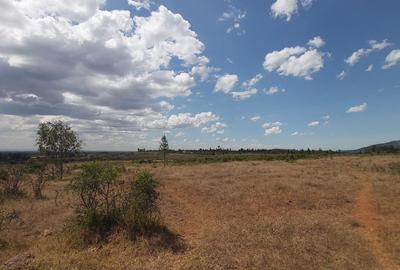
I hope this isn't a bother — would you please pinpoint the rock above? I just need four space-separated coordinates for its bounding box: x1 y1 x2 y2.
89 245 103 252
42 229 53 237
6 210 19 221
4 253 34 269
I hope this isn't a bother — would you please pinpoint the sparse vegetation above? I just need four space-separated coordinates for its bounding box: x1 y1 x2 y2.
0 167 25 197
388 162 400 175
0 205 5 232
0 155 399 269
29 162 51 199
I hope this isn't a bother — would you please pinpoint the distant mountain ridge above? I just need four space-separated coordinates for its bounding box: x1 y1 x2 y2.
357 140 400 153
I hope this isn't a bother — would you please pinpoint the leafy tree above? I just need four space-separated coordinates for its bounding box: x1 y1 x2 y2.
159 135 169 167
36 120 81 179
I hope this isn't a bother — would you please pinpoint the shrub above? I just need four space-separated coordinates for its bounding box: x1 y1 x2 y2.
0 167 25 197
29 163 51 199
122 172 160 239
68 162 123 243
0 201 4 232
67 163 162 245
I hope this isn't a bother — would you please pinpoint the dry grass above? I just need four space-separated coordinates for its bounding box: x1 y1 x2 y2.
0 155 399 269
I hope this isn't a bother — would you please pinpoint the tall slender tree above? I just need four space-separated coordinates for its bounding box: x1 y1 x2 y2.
36 120 81 179
159 135 169 167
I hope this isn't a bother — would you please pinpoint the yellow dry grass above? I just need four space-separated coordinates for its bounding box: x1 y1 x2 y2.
1 155 399 269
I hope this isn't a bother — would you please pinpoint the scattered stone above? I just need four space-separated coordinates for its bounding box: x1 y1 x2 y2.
89 247 97 252
89 245 102 252
4 253 34 269
6 210 19 220
42 229 53 237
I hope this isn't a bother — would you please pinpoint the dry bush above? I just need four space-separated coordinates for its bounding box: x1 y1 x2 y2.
388 162 400 175
30 164 51 199
0 206 5 232
0 167 25 197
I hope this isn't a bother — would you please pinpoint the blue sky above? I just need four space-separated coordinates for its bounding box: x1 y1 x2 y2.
0 0 399 150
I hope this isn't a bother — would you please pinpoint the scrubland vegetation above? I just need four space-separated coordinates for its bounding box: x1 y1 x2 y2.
0 121 399 269
0 155 399 269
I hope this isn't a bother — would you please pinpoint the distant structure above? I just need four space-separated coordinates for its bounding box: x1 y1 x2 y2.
137 148 146 152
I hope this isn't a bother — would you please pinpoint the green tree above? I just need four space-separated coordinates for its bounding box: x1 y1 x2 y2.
36 120 81 179
159 135 169 167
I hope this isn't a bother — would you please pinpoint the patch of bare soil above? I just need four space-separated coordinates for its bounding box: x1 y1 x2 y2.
354 180 399 270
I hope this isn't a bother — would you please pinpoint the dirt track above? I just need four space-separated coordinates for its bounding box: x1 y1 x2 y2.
355 180 399 270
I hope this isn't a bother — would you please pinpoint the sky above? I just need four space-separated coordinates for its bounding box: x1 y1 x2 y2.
0 0 399 151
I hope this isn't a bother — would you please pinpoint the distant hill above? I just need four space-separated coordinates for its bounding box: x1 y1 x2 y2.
356 140 400 153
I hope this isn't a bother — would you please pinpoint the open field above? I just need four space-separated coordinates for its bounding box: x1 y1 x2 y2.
1 155 400 269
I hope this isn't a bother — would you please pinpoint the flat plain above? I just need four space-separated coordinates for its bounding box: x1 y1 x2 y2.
1 155 399 269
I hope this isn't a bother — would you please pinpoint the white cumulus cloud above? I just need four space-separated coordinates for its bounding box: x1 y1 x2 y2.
262 122 283 128
382 49 400 69
128 0 151 10
216 73 261 100
215 74 239 93
347 103 367 113
263 121 284 136
270 0 313 21
201 122 227 134
231 88 258 100
308 121 319 127
307 36 325 48
265 126 282 136
345 39 392 66
218 4 246 35
0 2 220 142
263 86 286 95
242 74 263 88
337 70 347 80
263 37 326 80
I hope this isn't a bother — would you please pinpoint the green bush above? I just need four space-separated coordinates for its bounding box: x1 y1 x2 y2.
122 172 160 239
67 163 162 245
68 162 122 242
